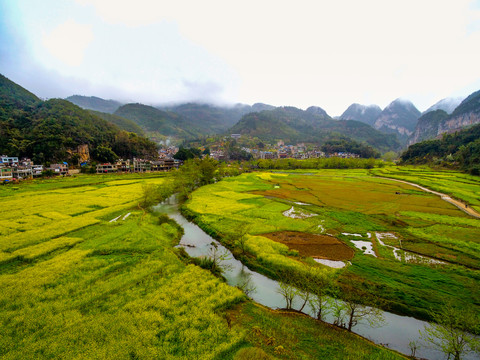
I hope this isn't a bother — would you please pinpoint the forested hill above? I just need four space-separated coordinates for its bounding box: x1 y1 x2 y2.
160 102 275 135
65 95 123 114
0 74 40 110
401 122 480 174
88 110 145 136
408 89 480 146
114 103 198 139
230 106 401 152
0 74 158 164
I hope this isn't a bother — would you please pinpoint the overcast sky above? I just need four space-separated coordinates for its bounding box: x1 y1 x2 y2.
1 0 480 115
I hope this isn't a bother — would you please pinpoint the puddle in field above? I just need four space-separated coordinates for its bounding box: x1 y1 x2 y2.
282 206 318 219
313 258 346 268
376 232 446 265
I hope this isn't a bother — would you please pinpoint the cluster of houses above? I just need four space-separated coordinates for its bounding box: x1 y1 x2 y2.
0 155 182 181
95 158 181 173
207 137 361 161
1 156 49 181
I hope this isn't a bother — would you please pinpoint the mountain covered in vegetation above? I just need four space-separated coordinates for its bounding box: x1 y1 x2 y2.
0 75 157 163
408 89 480 145
65 95 123 114
160 102 275 135
229 106 400 152
407 110 450 145
114 103 198 139
88 110 145 136
401 121 480 174
373 99 421 144
339 104 382 126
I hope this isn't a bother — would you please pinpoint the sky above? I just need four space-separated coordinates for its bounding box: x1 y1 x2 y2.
1 0 480 116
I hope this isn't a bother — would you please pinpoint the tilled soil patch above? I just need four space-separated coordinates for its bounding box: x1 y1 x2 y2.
262 231 354 261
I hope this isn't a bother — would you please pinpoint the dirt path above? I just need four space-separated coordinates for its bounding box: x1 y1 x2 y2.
377 176 480 219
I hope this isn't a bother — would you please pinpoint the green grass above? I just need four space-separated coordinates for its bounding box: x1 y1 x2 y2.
183 168 480 320
228 302 406 360
0 173 405 359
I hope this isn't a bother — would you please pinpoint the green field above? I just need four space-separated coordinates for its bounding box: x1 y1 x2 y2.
0 174 403 359
183 168 480 320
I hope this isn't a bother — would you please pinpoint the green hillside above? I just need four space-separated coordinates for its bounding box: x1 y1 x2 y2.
65 95 122 114
450 89 480 117
164 103 262 134
0 74 40 113
401 122 480 174
230 107 400 152
88 110 145 136
115 103 197 139
0 74 157 163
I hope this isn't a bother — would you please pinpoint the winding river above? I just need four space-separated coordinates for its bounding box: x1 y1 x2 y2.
154 198 476 360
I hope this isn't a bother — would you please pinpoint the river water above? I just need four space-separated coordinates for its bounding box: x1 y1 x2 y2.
154 198 475 360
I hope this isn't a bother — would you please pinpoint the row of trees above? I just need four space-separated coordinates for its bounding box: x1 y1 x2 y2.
140 157 244 209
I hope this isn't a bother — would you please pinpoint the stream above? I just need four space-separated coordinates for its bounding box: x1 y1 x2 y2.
154 197 475 360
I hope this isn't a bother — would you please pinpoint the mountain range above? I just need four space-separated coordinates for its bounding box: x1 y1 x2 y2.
66 90 480 154
229 106 400 152
408 91 480 145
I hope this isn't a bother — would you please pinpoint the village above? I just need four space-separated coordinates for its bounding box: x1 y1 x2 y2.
0 155 182 182
1 135 362 182
207 135 361 161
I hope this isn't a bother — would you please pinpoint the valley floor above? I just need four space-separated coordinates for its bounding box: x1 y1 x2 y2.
0 173 404 359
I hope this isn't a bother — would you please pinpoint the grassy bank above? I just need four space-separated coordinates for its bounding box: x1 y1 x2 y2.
227 302 406 360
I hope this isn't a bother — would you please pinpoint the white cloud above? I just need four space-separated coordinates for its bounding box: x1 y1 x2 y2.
42 19 94 67
4 0 480 114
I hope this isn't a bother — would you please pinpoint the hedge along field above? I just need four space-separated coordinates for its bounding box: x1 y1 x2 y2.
0 174 247 359
183 169 480 320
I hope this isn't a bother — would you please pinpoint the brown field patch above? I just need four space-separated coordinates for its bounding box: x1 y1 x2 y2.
263 231 354 261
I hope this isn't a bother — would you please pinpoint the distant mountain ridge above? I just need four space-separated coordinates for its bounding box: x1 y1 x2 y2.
340 104 382 126
408 89 480 145
114 103 195 139
423 97 465 115
229 106 400 152
159 102 275 135
373 99 421 144
66 95 123 114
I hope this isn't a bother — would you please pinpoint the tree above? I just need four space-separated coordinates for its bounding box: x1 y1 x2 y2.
276 279 297 310
420 302 480 360
303 269 334 321
336 280 385 332
204 242 233 275
237 270 256 298
93 145 118 163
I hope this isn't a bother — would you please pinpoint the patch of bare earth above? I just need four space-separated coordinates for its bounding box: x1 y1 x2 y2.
263 231 354 261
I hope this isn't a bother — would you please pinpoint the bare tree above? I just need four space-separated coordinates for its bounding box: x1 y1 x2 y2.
277 279 298 310
420 302 480 360
237 271 257 298
204 242 233 275
337 280 385 332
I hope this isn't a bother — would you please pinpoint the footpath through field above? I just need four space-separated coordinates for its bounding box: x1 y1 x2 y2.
377 176 480 219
